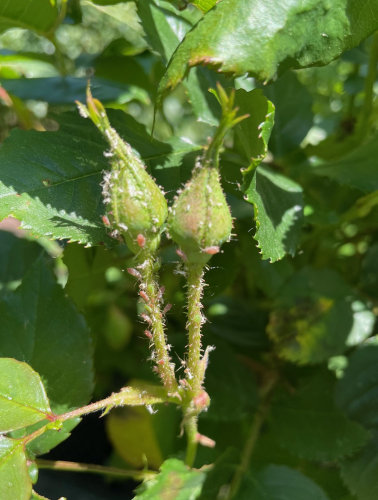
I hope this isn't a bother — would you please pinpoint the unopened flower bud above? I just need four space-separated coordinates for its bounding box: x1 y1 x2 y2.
168 161 232 265
77 86 167 254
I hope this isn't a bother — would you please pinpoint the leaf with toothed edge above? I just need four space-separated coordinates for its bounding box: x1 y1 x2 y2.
245 166 303 262
157 0 378 103
227 88 302 263
0 358 52 433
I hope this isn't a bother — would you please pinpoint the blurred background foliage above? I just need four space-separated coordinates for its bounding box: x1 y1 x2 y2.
0 1 378 499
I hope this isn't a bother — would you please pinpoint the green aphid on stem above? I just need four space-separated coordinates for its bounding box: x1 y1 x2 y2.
77 85 168 255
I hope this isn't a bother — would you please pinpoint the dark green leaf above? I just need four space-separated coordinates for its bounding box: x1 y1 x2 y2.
158 0 378 100
244 166 303 262
0 358 51 433
361 243 378 297
201 340 258 421
235 88 275 169
206 297 269 348
23 418 81 457
335 344 378 429
0 0 58 35
0 231 43 290
263 72 313 157
0 437 31 500
0 253 94 413
340 433 378 500
240 465 330 500
311 136 378 192
269 372 368 461
134 458 206 499
268 268 375 364
63 243 116 309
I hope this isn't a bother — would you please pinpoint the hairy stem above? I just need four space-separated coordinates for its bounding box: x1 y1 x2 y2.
184 414 199 468
181 263 206 467
137 253 178 393
226 374 278 499
186 263 205 395
36 459 155 481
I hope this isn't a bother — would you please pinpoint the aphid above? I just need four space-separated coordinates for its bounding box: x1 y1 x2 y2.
139 290 150 303
127 268 142 280
203 246 220 255
137 233 146 248
102 215 111 227
196 433 215 448
140 313 152 324
176 248 188 261
144 330 153 339
163 303 172 315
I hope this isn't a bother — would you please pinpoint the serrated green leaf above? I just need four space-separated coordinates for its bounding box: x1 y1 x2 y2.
0 358 51 433
0 253 94 413
311 136 378 192
244 166 303 262
0 437 31 500
263 71 313 157
235 88 275 169
269 372 368 461
0 0 58 35
268 268 375 364
240 465 330 500
158 0 378 100
340 433 378 500
335 344 378 429
134 458 206 499
0 110 198 246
